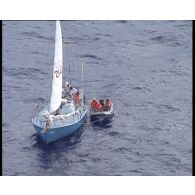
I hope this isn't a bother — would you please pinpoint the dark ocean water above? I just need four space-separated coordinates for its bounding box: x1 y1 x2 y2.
2 20 192 175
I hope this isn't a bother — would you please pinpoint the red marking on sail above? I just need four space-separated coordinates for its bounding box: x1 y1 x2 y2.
54 65 62 78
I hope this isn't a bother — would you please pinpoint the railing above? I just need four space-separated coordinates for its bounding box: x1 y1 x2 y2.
33 102 87 130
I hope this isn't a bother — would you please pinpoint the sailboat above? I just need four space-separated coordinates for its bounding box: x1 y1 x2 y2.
32 21 87 144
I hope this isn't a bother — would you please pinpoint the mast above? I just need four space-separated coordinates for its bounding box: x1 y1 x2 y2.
81 61 84 101
49 21 63 113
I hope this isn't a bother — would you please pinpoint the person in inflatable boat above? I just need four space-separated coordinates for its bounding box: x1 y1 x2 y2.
104 99 111 111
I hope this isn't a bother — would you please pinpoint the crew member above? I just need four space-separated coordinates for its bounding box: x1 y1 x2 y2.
70 86 77 98
104 99 111 111
74 91 81 105
62 82 71 98
91 98 97 111
95 100 102 111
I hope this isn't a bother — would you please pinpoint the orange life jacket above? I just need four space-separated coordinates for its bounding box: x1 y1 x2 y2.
95 102 102 111
74 94 81 104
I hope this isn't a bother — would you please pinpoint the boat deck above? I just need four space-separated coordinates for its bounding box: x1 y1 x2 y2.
32 102 87 129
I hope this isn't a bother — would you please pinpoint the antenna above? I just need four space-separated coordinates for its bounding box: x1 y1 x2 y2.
68 64 71 84
81 61 84 101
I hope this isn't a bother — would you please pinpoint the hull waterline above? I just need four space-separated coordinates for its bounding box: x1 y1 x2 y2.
33 112 87 144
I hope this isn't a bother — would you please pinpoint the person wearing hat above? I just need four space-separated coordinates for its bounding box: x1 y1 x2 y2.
70 86 77 98
62 81 72 98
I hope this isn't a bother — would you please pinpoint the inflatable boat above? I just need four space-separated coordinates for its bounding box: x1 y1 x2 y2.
90 103 114 121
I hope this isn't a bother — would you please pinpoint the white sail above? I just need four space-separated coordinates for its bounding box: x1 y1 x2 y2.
49 21 63 113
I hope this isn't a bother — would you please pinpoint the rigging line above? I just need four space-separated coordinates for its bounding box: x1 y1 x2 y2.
41 117 111 129
81 61 84 99
68 63 70 83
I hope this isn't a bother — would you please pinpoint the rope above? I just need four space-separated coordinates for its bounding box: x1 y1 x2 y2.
40 115 113 133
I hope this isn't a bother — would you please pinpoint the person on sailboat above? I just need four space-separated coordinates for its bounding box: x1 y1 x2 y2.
62 82 71 98
74 91 81 105
70 86 77 98
65 81 70 88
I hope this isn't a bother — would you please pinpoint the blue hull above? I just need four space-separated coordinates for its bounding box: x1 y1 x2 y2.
33 113 87 144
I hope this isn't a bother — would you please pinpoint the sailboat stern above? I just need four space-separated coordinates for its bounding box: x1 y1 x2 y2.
32 105 87 144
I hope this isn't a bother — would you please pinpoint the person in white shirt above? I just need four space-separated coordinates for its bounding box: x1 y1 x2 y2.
62 82 71 98
69 86 77 98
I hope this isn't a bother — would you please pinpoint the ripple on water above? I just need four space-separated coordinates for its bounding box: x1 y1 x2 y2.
80 54 102 61
155 104 181 114
3 21 192 176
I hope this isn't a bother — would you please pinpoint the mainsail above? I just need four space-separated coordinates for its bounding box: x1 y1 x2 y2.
49 21 63 113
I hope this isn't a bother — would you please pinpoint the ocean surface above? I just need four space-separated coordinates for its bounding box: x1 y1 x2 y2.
2 20 192 175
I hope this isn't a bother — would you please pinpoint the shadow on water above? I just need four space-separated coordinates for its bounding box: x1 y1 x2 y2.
91 118 113 130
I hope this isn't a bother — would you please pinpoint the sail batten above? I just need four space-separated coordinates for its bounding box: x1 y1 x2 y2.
49 21 63 113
